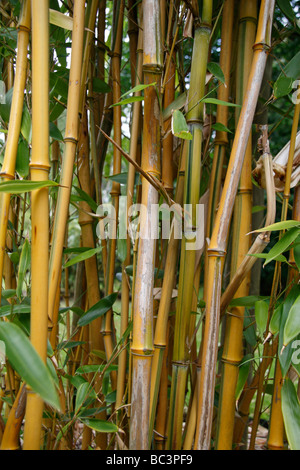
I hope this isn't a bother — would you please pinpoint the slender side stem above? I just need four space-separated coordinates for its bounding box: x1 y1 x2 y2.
195 0 275 449
23 0 50 449
129 0 163 449
1 383 26 450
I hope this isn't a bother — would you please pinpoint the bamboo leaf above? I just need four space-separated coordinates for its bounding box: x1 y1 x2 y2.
283 294 300 347
276 0 298 26
92 77 111 94
49 8 73 30
163 92 187 121
80 418 119 433
236 354 252 399
64 245 102 268
73 186 98 212
50 121 63 141
273 76 294 99
294 242 300 271
229 295 269 307
110 96 144 108
171 110 192 140
201 97 240 107
279 285 300 375
75 382 96 414
77 292 118 327
269 304 283 336
0 322 60 410
16 239 30 300
16 140 30 178
282 379 300 450
207 62 225 84
212 122 232 133
263 227 300 266
0 180 59 194
120 82 156 99
0 304 31 317
255 300 269 336
253 220 300 232
20 106 31 142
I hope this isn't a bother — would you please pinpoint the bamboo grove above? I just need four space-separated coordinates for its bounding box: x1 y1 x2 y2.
0 0 299 451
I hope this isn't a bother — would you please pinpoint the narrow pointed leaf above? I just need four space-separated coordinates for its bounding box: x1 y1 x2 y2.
80 418 119 433
120 81 156 99
77 292 118 327
0 180 59 194
0 322 60 410
171 109 192 140
283 294 300 347
263 227 300 266
282 379 300 450
16 239 30 300
64 245 102 268
202 98 240 107
207 62 225 84
255 300 269 336
49 8 73 30
253 220 300 232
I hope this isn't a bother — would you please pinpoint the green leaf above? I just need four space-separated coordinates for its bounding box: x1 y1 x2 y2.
273 76 294 99
64 245 102 268
294 241 300 271
50 121 63 141
77 293 118 327
16 140 30 178
0 180 59 194
279 285 300 375
269 304 283 336
212 122 232 133
255 300 269 337
163 92 187 121
117 238 127 263
276 0 298 26
236 355 252 399
0 322 60 410
253 220 300 232
280 51 300 81
229 295 269 308
80 418 119 433
0 303 31 317
20 106 32 142
207 62 225 84
75 382 95 414
16 239 30 300
282 379 300 450
283 294 300 347
263 227 300 266
201 98 240 107
120 82 156 99
92 77 111 94
171 109 192 140
73 186 98 213
110 96 144 108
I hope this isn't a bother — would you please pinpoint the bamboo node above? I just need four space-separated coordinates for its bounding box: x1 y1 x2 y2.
130 348 154 357
29 163 51 171
252 42 271 52
207 248 226 257
64 137 78 144
0 172 15 180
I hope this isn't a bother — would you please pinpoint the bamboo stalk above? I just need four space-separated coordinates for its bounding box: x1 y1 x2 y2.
0 0 31 303
129 0 163 449
115 19 143 424
167 1 212 450
23 0 50 449
215 1 257 449
101 0 125 392
194 0 275 449
1 383 26 450
48 0 86 326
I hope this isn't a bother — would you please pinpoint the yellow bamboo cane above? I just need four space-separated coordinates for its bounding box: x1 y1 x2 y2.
129 0 163 449
194 0 275 449
48 0 86 327
216 0 257 450
1 383 26 450
0 0 31 303
23 0 50 449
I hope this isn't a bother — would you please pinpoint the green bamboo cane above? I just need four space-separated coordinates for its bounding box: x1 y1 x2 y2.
166 1 213 450
0 0 31 303
129 0 163 450
23 0 50 449
194 0 275 449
